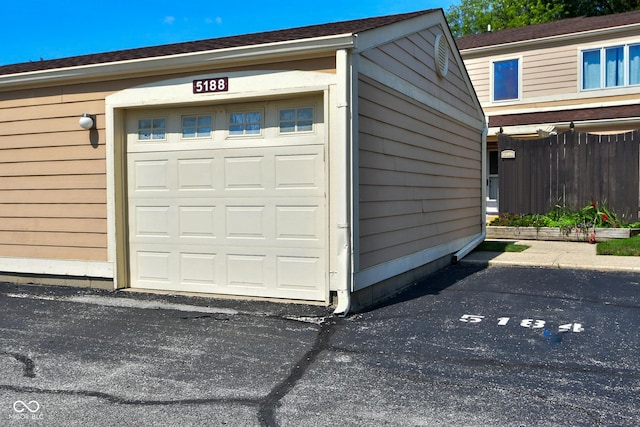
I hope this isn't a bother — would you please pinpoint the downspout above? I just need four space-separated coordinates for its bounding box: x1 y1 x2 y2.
333 48 353 316
454 125 488 261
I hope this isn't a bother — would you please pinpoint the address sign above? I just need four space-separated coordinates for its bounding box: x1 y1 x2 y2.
193 77 229 94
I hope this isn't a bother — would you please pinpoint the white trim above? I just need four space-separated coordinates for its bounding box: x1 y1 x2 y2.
484 96 640 115
489 55 522 103
489 116 640 136
106 70 336 109
106 69 336 292
354 11 441 52
0 34 354 89
354 235 477 291
0 258 113 278
358 56 485 129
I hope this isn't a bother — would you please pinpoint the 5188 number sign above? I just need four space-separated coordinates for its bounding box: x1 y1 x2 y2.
193 77 228 94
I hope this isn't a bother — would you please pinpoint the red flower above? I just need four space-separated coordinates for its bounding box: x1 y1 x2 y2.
600 213 609 222
591 201 597 208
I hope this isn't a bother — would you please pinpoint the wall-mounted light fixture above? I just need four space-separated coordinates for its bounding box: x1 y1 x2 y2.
79 113 97 130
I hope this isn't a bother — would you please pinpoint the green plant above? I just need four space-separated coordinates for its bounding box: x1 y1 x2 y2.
489 201 639 230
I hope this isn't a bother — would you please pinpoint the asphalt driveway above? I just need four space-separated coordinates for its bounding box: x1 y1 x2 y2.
1 265 638 426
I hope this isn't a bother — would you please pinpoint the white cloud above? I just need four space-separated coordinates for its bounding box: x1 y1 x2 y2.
205 17 223 25
163 16 176 25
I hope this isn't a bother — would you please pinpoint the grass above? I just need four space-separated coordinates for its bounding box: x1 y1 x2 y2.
474 241 530 253
596 235 640 256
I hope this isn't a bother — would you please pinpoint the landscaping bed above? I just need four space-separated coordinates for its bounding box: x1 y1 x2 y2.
486 226 639 242
488 202 640 242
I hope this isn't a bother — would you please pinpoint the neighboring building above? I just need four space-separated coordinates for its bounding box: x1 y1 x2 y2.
0 9 485 313
457 10 640 213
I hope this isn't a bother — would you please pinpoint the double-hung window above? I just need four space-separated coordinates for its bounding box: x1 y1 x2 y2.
582 44 640 90
492 58 520 101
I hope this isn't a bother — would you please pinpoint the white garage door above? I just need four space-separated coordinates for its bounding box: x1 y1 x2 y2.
126 98 327 301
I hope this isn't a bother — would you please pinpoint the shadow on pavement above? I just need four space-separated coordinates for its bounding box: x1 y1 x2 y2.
360 263 487 313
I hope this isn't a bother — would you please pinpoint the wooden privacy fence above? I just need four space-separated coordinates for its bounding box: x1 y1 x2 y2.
498 130 640 222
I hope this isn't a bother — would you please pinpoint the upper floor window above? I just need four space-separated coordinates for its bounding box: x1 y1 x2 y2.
492 58 519 101
582 44 640 90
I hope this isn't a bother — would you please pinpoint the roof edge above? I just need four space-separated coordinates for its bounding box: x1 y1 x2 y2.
459 22 640 55
0 34 356 90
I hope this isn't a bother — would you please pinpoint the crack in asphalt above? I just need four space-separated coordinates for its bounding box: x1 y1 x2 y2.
257 317 338 427
1 317 338 427
0 383 259 407
1 351 36 378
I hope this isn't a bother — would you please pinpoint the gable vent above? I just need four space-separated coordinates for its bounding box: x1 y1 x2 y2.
434 33 449 78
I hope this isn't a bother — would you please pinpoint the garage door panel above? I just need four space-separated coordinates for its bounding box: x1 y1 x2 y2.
275 153 323 190
277 256 322 291
179 206 218 238
224 156 265 189
177 158 217 190
127 101 327 301
276 206 322 241
132 159 171 191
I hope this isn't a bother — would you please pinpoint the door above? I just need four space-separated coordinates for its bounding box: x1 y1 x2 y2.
126 98 327 301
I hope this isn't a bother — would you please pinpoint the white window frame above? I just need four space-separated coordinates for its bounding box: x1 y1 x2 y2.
181 113 214 140
227 108 264 138
137 117 167 142
580 43 640 91
277 106 315 135
490 56 522 103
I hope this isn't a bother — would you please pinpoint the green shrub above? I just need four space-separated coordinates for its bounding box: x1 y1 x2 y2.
490 202 638 230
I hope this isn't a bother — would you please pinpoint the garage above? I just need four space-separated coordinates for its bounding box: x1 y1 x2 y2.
0 10 486 312
126 97 327 300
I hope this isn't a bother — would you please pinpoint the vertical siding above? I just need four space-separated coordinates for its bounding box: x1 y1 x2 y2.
0 85 110 261
358 77 482 269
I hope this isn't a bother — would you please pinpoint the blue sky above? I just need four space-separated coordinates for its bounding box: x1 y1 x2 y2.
1 0 456 66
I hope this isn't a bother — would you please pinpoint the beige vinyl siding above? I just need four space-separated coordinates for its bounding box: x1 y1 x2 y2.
463 57 490 102
358 77 482 269
0 86 109 261
522 45 577 98
360 26 480 120
0 57 336 263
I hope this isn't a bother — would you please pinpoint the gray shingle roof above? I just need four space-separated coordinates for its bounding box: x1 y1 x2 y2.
0 10 436 76
456 10 640 50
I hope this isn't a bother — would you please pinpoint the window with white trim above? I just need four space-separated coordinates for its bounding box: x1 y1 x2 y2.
229 111 262 136
492 58 519 101
582 43 640 90
138 118 166 141
182 114 212 139
279 107 314 133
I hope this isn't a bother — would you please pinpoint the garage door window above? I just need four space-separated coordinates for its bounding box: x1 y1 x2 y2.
182 115 212 139
138 118 166 141
279 107 313 133
229 111 262 136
